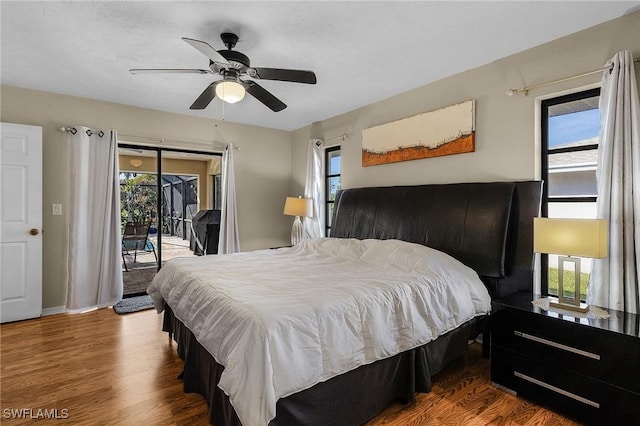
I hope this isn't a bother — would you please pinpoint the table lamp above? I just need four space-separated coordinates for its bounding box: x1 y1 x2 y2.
533 218 607 313
283 196 313 245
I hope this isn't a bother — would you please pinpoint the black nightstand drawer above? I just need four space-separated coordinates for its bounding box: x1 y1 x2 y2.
492 346 640 425
492 309 640 392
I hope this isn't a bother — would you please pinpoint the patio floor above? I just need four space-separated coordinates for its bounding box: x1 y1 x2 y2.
122 235 197 297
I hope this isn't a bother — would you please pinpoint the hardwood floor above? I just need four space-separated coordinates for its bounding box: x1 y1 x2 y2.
0 309 578 425
367 347 578 426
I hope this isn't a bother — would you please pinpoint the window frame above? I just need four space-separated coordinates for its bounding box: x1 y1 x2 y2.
324 145 341 236
540 87 600 296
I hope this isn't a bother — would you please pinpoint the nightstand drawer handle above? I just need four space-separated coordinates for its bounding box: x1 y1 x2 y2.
514 371 600 408
514 331 600 360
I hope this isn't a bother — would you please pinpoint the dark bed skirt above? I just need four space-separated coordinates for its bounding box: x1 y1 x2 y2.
163 306 485 426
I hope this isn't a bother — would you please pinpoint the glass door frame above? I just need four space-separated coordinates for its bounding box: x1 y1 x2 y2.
118 143 222 271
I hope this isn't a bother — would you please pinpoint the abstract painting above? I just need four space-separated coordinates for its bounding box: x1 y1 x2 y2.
362 100 475 166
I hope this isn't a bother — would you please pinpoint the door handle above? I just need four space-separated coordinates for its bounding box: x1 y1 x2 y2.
29 228 40 236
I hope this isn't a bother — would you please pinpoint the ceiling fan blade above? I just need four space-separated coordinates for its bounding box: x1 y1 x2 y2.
250 68 316 84
190 82 218 110
244 81 287 112
182 37 230 66
129 68 212 74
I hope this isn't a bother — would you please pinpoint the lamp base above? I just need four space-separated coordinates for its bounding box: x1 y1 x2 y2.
556 255 587 312
549 299 590 313
291 216 303 245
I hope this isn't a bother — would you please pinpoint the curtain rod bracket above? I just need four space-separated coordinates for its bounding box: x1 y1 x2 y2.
59 126 77 135
506 88 528 97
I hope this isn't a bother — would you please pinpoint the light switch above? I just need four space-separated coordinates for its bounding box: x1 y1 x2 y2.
52 204 62 216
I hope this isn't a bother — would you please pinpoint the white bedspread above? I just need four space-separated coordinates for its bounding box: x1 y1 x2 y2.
147 238 491 426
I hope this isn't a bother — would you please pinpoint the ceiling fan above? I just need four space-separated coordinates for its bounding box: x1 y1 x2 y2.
130 32 317 112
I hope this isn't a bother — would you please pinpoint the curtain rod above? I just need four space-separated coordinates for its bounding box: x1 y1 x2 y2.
118 133 238 150
507 57 640 96
59 127 237 150
321 134 348 143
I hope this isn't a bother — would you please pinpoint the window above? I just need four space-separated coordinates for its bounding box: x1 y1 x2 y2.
540 88 600 299
325 146 341 236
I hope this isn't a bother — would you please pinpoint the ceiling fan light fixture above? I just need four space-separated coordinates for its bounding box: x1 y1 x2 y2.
216 81 245 104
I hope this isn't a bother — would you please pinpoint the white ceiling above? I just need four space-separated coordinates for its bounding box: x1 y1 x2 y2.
1 1 637 131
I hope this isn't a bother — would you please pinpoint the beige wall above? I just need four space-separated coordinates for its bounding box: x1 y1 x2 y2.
291 12 640 194
0 88 293 309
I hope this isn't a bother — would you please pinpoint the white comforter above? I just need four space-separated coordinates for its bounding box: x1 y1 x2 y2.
147 238 491 426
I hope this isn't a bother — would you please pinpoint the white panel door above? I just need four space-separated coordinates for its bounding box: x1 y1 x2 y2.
0 122 42 323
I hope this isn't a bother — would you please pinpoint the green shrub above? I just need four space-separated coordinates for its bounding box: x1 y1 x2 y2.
120 173 157 227
548 268 590 300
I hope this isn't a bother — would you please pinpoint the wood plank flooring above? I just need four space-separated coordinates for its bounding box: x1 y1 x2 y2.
0 309 578 425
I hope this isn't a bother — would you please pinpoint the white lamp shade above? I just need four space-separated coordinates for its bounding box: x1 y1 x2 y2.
215 81 246 103
533 218 608 258
283 197 313 218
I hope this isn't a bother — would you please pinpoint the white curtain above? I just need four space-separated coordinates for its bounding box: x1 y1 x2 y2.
303 139 325 239
588 51 640 314
66 128 123 312
218 142 240 254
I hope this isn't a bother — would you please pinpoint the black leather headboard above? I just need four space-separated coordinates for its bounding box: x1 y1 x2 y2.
331 181 542 298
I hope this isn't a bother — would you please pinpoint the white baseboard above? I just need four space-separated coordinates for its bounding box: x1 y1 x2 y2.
41 306 67 316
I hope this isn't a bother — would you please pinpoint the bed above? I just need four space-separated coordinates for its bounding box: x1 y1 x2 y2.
148 180 542 426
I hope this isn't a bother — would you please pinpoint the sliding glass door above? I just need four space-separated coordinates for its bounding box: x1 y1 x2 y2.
119 147 160 297
118 145 221 298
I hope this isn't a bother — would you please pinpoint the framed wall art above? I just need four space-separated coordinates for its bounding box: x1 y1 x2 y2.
362 100 475 166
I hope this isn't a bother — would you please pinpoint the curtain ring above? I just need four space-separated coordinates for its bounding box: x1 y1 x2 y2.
85 129 105 137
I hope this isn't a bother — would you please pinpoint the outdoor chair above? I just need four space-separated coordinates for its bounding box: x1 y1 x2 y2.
121 222 157 272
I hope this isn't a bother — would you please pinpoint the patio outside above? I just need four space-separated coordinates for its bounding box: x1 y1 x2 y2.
121 235 196 296
120 171 201 297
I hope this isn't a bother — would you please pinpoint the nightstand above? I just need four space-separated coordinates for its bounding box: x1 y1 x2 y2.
491 291 640 425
